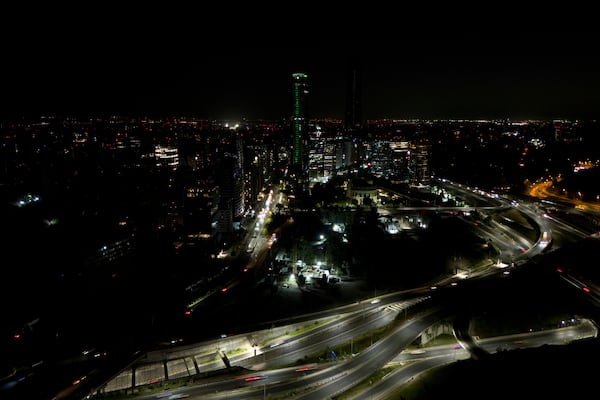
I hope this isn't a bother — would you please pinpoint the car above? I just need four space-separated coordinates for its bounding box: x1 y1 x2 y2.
244 375 264 382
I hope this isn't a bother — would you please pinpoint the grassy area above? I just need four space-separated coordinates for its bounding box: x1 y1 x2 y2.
331 333 459 400
335 365 401 399
288 318 336 337
493 207 540 243
287 320 404 367
385 337 600 399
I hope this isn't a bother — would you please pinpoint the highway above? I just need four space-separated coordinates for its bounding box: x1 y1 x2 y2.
91 295 597 399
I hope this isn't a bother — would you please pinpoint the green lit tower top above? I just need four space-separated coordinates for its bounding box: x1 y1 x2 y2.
291 72 309 169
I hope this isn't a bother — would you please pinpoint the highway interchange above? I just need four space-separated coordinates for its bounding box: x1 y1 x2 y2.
81 178 600 400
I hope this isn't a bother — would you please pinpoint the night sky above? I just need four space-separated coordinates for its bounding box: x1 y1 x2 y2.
3 10 600 121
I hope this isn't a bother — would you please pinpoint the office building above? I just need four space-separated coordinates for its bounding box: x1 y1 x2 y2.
290 72 309 191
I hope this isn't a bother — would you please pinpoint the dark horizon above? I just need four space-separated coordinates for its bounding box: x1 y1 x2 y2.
3 28 600 121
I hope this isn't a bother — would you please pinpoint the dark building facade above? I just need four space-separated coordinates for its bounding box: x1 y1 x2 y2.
344 59 364 133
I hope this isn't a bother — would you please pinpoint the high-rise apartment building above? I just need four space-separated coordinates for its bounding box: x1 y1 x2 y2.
215 137 245 234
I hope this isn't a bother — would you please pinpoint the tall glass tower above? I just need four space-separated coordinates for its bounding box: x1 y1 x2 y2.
291 72 309 170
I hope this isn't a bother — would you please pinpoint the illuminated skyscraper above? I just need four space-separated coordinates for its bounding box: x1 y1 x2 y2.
292 72 308 166
410 142 432 187
291 72 309 173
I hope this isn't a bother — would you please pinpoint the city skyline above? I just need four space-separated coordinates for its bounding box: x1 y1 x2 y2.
3 28 600 121
2 104 600 398
3 8 600 396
